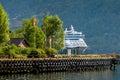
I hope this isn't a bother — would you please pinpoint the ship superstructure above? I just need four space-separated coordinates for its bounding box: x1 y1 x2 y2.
64 25 87 55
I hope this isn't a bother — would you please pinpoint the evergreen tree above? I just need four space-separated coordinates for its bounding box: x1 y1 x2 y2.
0 4 10 45
41 14 64 50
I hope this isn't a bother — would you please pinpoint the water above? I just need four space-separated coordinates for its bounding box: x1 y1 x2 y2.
0 66 120 80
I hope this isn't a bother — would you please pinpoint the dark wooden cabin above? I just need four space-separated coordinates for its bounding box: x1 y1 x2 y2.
9 38 29 48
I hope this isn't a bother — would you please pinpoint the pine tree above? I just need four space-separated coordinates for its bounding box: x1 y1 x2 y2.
0 4 10 45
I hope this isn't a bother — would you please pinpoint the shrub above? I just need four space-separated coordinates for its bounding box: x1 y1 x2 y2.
5 49 17 58
20 48 31 55
10 44 18 49
27 48 47 58
45 47 58 57
28 48 39 58
37 49 47 58
0 47 4 54
15 54 28 59
0 45 19 58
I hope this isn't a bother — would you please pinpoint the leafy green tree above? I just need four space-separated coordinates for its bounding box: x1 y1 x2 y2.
36 28 45 48
0 4 10 45
24 23 35 47
15 19 30 38
41 14 64 50
53 26 64 50
24 16 45 48
9 31 16 38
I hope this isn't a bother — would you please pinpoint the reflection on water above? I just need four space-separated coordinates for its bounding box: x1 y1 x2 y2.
0 66 120 80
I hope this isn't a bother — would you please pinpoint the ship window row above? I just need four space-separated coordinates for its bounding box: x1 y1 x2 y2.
65 34 83 35
65 34 84 36
65 39 79 40
65 43 86 46
65 36 84 39
65 41 87 47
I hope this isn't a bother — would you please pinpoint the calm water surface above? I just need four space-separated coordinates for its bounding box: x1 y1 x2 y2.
0 65 120 80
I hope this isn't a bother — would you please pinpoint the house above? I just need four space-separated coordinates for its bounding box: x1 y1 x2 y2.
9 38 29 48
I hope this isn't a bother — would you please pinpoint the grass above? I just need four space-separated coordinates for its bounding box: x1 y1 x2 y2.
54 53 115 59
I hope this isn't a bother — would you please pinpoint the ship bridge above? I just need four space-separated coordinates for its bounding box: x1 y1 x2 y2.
64 25 88 55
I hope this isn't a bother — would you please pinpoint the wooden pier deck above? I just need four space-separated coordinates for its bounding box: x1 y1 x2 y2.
0 57 117 74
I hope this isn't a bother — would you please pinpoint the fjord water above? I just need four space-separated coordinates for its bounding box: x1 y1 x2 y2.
0 65 120 80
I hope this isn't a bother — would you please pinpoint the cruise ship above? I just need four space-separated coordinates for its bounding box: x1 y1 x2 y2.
64 25 88 55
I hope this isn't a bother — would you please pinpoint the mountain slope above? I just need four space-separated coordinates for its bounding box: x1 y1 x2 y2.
1 0 120 53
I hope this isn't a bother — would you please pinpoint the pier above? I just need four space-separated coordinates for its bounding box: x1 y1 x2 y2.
0 57 117 74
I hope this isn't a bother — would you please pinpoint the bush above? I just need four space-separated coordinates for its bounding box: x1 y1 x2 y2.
0 47 4 54
10 44 18 49
28 48 39 58
37 49 47 58
0 46 8 58
0 45 19 58
45 47 58 57
15 54 27 59
5 49 17 58
27 48 47 58
20 48 31 55
0 45 59 58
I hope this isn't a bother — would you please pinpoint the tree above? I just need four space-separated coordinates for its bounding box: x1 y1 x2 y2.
52 26 64 50
9 31 16 38
24 16 45 48
15 19 30 38
0 4 10 45
41 14 64 50
36 29 45 48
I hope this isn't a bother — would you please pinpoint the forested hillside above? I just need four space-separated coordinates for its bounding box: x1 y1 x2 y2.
1 0 120 53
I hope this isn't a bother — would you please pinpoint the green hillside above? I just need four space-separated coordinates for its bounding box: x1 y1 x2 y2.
1 0 120 53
